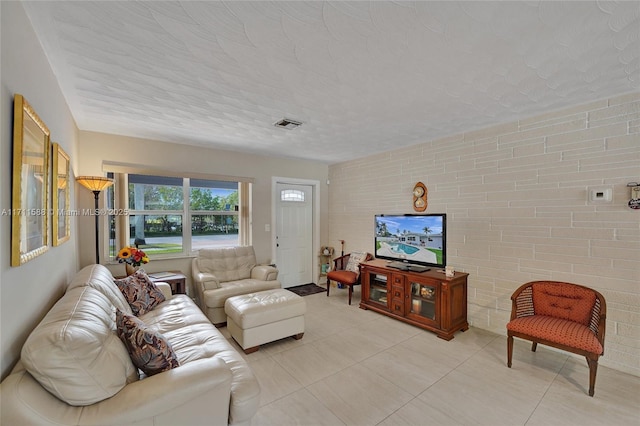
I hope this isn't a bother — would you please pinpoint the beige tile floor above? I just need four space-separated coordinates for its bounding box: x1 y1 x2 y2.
219 288 640 426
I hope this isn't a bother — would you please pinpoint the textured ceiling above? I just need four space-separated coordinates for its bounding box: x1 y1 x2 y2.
23 1 640 164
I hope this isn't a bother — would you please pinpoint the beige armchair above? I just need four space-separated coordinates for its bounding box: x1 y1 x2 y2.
192 246 281 326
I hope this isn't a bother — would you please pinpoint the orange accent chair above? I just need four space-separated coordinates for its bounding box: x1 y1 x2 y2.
507 281 606 396
326 252 372 305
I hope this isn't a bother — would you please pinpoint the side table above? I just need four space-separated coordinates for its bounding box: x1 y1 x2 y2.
148 271 187 295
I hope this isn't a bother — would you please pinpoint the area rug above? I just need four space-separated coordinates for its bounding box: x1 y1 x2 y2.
287 283 326 297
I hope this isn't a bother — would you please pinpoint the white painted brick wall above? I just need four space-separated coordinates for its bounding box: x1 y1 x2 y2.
328 92 640 377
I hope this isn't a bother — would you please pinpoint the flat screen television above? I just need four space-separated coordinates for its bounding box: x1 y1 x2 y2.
375 213 446 270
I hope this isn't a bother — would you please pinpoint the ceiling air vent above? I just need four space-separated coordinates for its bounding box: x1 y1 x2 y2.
274 118 302 130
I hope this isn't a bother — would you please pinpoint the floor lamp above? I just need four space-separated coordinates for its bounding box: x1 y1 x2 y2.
77 176 114 264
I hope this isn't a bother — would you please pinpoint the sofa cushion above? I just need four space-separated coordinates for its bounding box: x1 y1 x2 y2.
115 269 165 316
196 246 257 283
67 264 133 315
21 286 139 406
139 294 262 424
116 309 179 376
532 282 596 326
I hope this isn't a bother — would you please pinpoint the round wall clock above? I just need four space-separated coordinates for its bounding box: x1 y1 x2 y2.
412 182 428 212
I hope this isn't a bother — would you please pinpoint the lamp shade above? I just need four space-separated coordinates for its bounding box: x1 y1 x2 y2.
76 176 114 192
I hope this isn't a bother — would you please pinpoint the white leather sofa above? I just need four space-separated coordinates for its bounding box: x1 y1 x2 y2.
192 246 281 326
0 264 260 425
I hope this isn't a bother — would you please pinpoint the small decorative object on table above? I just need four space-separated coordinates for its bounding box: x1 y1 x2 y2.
445 265 455 277
116 246 149 276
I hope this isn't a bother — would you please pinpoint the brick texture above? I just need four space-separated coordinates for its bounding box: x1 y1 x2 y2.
328 92 640 376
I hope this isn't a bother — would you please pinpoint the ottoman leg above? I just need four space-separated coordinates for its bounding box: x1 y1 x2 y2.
243 346 260 354
293 333 304 340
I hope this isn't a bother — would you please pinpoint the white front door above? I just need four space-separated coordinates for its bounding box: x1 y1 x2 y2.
275 183 313 288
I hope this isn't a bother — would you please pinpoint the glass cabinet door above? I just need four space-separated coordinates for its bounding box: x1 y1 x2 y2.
367 272 389 306
409 281 436 321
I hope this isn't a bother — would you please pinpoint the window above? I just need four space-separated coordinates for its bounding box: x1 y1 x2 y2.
190 179 239 251
107 173 248 261
128 175 184 256
281 189 305 202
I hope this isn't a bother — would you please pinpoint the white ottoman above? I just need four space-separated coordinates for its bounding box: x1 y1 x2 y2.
225 289 306 354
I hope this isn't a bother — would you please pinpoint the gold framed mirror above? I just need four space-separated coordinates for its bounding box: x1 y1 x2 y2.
52 142 70 246
11 94 50 266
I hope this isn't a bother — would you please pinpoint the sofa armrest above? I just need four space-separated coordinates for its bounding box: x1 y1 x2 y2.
155 282 173 300
0 358 233 426
196 272 220 290
192 258 220 289
82 357 233 425
251 265 278 281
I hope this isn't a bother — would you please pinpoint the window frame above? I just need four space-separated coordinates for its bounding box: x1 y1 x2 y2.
105 172 249 262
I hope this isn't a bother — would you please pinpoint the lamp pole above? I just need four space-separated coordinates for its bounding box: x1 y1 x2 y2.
77 176 114 265
91 190 101 264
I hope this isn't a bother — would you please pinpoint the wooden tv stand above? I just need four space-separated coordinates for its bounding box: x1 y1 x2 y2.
360 259 469 340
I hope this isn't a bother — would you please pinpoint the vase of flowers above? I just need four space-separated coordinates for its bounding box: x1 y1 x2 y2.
117 246 149 276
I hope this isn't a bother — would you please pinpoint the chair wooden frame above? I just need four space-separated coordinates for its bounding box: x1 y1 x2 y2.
326 252 373 305
507 281 606 396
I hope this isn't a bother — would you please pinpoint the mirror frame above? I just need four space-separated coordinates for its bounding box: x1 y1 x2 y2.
52 142 71 246
11 94 50 266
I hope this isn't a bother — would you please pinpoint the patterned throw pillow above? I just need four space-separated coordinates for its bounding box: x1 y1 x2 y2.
115 269 165 316
345 252 368 277
116 309 179 376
